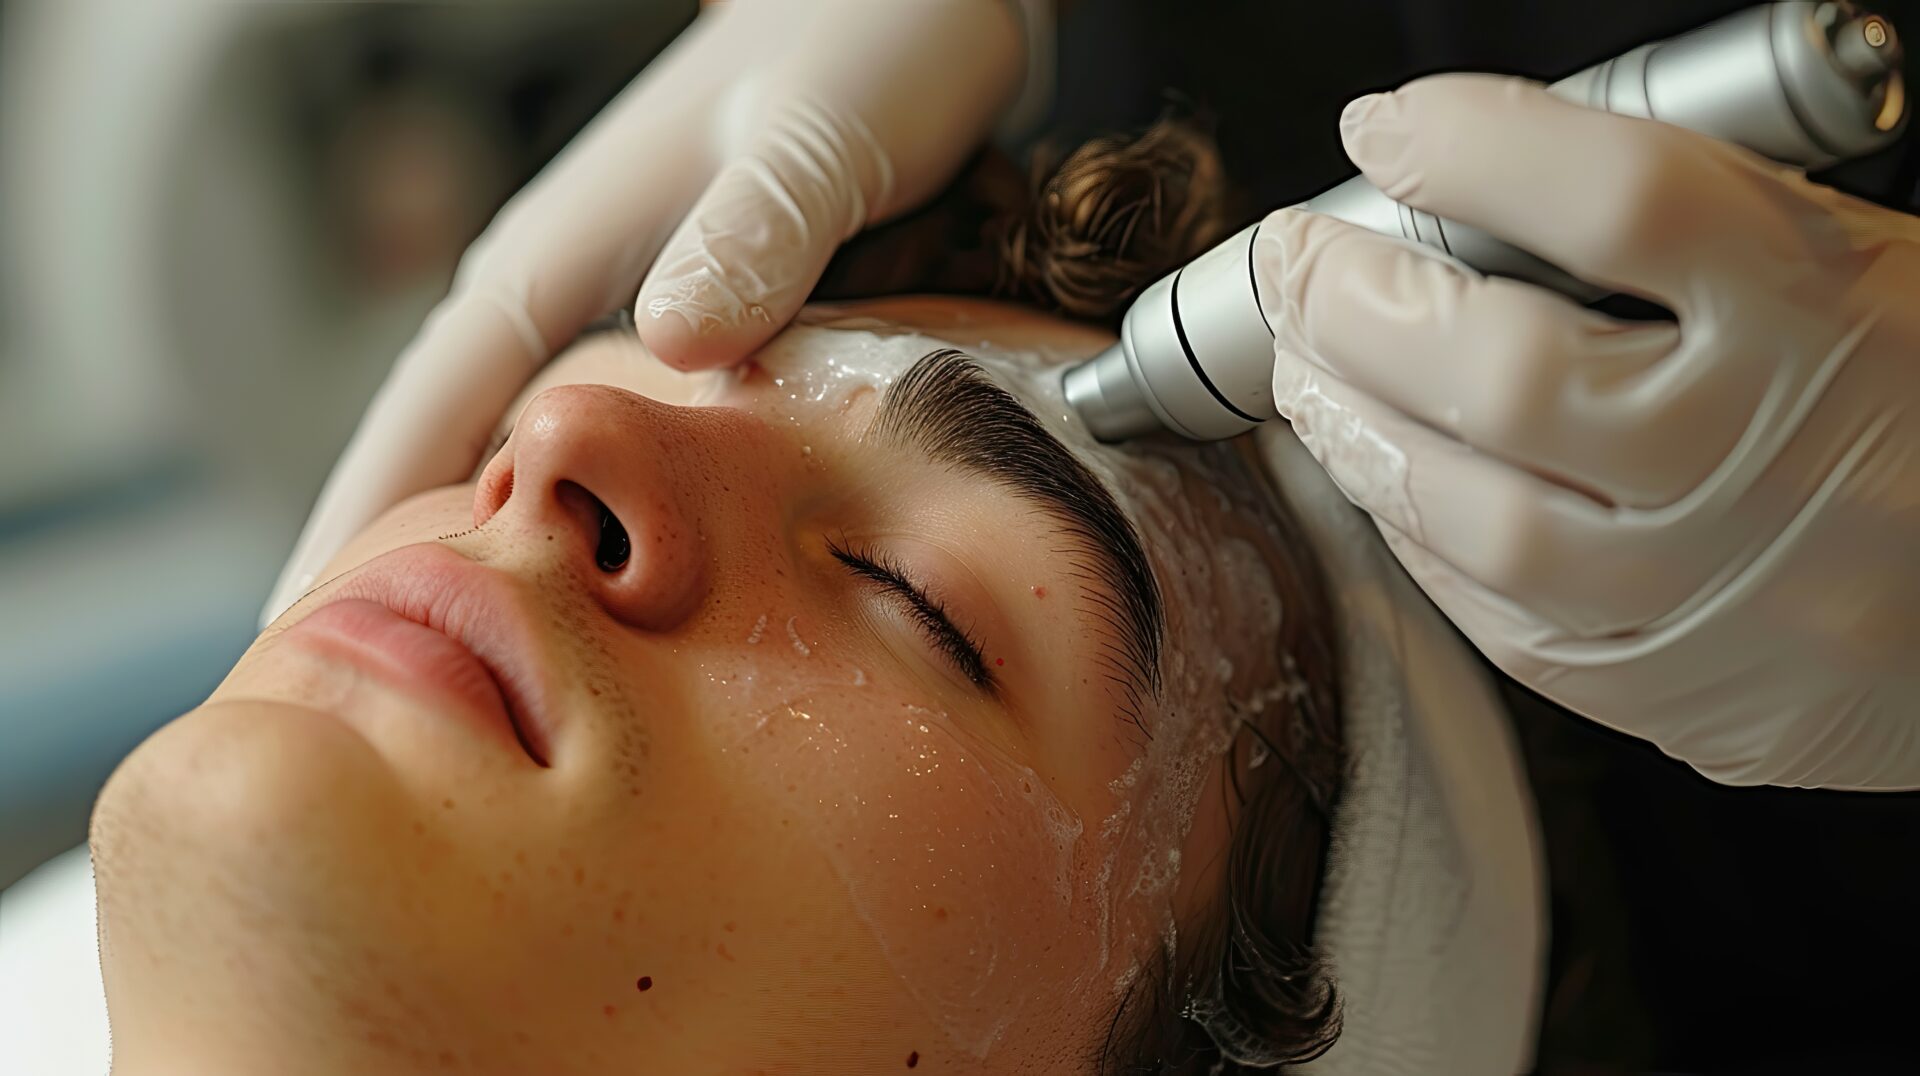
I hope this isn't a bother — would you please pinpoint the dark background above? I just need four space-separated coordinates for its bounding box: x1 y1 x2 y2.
1053 0 1920 217
1047 2 1920 1072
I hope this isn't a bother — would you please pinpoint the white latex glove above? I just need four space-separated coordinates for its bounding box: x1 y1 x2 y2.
261 0 1032 624
1257 74 1920 791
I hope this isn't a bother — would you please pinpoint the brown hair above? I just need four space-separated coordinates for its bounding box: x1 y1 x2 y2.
817 119 1232 325
821 120 1347 1071
1097 436 1346 1073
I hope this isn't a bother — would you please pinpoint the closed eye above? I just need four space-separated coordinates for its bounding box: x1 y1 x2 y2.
827 538 997 693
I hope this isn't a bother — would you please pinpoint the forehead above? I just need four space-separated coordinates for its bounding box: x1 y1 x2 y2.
765 300 1112 435
538 297 1122 481
531 297 1106 421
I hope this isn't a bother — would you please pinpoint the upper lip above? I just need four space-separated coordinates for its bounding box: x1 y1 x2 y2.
299 543 558 766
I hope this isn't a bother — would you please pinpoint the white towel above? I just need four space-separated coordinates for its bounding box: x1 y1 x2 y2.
1259 424 1546 1076
0 843 110 1075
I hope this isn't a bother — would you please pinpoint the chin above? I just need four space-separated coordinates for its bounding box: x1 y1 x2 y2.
94 699 412 929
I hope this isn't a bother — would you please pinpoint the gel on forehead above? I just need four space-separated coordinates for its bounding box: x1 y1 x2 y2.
728 309 1300 1062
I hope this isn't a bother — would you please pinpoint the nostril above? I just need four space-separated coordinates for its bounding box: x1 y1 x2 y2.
595 502 631 572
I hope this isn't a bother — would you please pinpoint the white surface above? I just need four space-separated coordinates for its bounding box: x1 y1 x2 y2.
0 844 110 1076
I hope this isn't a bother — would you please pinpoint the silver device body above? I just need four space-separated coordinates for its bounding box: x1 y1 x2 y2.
1063 1 1909 443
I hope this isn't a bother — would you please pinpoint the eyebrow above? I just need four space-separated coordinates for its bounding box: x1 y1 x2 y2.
868 348 1166 727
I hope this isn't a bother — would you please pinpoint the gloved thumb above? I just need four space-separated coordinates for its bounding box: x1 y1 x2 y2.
634 100 893 370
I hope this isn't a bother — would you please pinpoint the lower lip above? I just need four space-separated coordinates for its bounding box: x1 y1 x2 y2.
286 598 531 759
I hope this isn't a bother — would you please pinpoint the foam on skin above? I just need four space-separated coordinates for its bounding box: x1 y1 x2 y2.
687 310 1301 1061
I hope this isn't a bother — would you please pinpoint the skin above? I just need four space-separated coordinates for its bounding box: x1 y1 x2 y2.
90 299 1276 1075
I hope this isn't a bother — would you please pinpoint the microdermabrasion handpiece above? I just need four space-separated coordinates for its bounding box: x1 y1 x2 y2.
1063 1 1909 442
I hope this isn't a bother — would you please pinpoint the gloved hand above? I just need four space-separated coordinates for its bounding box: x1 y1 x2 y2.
1256 74 1920 790
261 0 1032 625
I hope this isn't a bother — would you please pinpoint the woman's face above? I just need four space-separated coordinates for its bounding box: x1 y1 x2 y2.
93 299 1296 1074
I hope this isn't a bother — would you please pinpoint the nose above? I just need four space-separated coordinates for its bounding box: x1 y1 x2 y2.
473 384 743 632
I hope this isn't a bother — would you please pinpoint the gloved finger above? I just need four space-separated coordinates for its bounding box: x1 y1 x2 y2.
1271 347 1738 638
634 0 1021 370
1372 506 1913 792
452 37 727 361
1338 73 1811 309
443 2 827 369
258 291 539 627
1258 208 1751 509
634 97 892 371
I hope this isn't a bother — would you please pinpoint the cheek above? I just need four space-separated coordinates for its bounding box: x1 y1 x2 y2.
710 681 1098 1059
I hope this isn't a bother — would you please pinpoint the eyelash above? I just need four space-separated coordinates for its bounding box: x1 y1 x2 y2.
826 538 997 693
